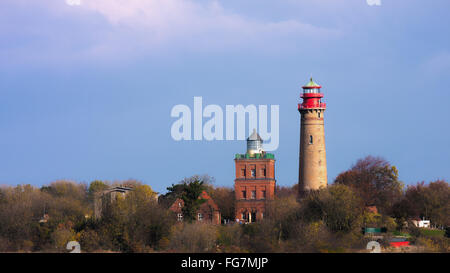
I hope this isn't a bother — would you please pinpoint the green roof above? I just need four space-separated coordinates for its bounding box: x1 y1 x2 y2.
235 153 275 160
303 77 321 88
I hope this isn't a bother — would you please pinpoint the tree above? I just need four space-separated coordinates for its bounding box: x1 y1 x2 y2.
158 174 213 208
162 176 208 222
131 201 175 250
41 180 88 202
216 224 244 252
399 180 450 227
209 187 235 221
275 184 298 199
0 184 50 251
265 195 301 242
88 180 109 200
302 184 363 233
168 223 217 252
159 183 186 208
124 184 158 212
334 156 403 214
79 229 101 252
180 180 207 222
51 223 75 251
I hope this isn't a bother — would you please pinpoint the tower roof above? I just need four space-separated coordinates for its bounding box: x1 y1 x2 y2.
302 77 322 89
247 128 263 142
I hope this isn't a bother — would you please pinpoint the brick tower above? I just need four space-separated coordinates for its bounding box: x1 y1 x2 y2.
298 78 328 197
234 129 276 223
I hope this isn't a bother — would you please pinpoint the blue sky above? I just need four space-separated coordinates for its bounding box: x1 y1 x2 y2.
1 0 450 193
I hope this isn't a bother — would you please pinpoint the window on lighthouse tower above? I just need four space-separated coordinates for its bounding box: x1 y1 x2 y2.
309 135 313 144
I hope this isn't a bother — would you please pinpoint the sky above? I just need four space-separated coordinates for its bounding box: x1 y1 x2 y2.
1 0 450 194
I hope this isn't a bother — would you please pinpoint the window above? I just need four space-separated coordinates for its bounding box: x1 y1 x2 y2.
251 212 257 223
251 169 256 177
242 191 247 199
241 168 246 177
251 190 256 199
177 213 183 222
262 190 266 199
318 112 321 118
262 168 266 177
261 212 264 219
309 135 313 144
178 202 182 208
198 213 203 221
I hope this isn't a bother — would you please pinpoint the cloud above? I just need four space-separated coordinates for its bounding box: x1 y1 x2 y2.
366 0 382 6
78 0 339 49
66 0 81 6
0 0 340 65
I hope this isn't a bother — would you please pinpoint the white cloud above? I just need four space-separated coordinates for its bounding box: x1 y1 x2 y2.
366 0 382 6
0 0 341 65
70 0 340 55
66 0 81 6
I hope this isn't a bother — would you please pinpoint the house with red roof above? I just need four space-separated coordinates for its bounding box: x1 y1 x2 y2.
169 191 221 224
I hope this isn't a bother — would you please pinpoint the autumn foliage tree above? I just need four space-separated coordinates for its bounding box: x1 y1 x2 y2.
334 156 403 214
209 187 235 222
392 180 449 227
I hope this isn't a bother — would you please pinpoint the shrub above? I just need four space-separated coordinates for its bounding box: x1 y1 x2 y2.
168 223 217 252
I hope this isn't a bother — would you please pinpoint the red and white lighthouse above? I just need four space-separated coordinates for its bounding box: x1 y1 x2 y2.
298 78 328 196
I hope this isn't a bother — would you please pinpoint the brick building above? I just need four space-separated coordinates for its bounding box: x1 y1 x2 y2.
234 129 276 223
169 191 221 224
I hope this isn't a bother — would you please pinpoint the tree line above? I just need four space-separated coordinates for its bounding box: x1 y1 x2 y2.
0 156 448 252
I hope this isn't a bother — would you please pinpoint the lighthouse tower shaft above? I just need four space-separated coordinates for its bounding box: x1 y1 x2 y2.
298 78 328 196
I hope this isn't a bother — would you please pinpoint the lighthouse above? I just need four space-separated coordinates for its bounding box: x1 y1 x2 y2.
298 78 328 196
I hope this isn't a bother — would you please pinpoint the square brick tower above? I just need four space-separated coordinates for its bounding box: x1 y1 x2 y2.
234 129 276 223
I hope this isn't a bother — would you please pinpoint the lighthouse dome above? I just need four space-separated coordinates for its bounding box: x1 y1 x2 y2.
247 129 263 155
302 77 322 94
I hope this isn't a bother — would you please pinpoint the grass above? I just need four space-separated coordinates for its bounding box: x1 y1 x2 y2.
392 228 445 239
392 231 411 237
420 228 445 238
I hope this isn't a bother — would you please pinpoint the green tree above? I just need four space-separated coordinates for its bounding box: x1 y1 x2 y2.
163 176 208 222
302 184 363 233
180 180 206 222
